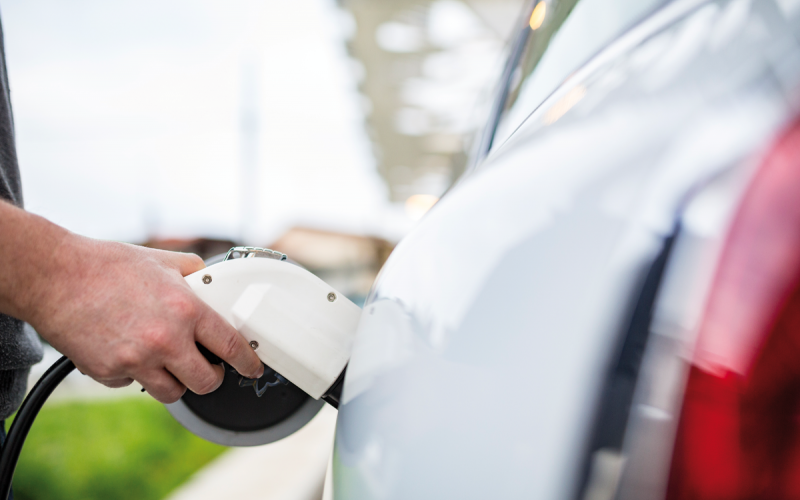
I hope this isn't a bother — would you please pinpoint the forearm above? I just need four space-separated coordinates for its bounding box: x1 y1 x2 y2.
0 199 263 402
0 199 72 324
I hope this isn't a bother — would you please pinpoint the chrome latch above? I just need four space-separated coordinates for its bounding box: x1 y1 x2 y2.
224 246 287 262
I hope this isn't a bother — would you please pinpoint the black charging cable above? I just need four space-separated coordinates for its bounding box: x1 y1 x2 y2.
0 339 345 497
0 355 75 499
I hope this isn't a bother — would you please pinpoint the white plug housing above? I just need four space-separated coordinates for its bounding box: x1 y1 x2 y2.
185 258 361 399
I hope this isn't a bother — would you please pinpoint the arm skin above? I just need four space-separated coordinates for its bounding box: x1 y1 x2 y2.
0 200 264 403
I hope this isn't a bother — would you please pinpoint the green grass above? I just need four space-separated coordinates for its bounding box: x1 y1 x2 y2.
10 397 227 500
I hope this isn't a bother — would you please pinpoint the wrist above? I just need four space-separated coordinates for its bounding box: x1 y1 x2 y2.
9 213 76 329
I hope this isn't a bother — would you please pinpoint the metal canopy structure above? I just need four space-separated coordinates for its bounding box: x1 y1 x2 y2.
339 0 526 203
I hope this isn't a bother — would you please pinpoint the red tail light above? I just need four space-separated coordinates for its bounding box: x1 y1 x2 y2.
667 119 800 499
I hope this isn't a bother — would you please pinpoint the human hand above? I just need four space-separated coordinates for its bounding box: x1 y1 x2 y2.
22 234 264 403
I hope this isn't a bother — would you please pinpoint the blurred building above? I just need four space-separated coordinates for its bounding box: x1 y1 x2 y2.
270 227 393 305
339 0 527 207
143 229 393 305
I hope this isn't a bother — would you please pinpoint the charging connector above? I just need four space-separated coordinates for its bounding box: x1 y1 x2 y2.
168 249 361 445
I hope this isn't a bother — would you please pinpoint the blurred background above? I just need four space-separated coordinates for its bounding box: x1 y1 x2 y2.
0 0 525 498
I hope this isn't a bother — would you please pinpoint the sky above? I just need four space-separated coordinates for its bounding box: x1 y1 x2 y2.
0 0 408 244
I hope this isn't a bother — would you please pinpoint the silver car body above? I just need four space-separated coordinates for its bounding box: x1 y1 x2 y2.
333 0 800 498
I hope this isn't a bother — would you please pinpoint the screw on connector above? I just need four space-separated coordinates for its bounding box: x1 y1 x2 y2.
327 292 337 302
202 274 212 284
249 340 259 350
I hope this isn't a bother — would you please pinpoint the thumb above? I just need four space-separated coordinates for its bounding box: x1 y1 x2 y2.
162 251 206 277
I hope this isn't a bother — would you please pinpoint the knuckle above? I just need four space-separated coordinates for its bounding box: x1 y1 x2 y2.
153 383 186 404
217 332 242 362
167 292 197 322
116 379 134 388
186 253 204 269
115 348 143 371
194 373 221 395
144 326 172 353
166 385 186 403
91 363 115 380
102 378 133 389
